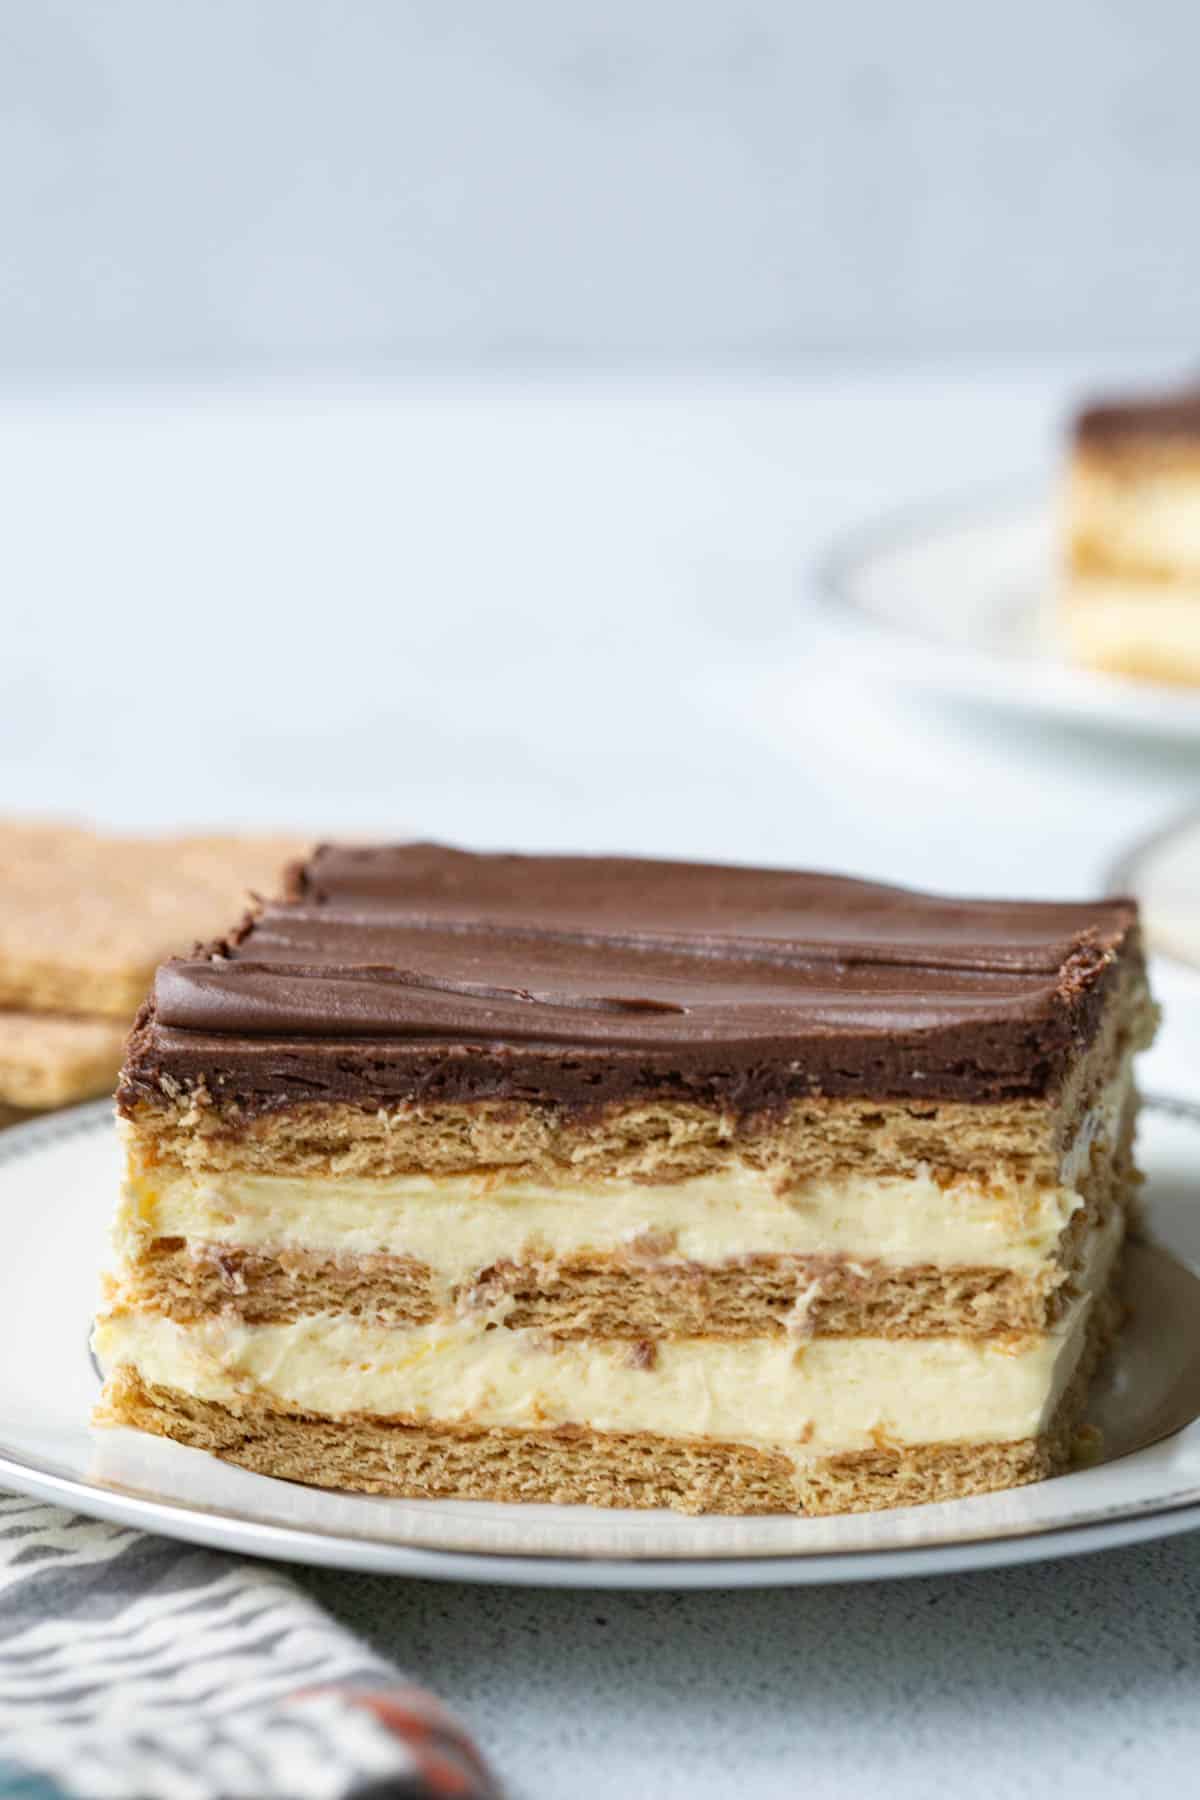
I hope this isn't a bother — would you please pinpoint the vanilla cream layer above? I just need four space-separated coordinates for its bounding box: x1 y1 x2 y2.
1063 576 1200 682
119 1161 1087 1290
94 1282 1096 1460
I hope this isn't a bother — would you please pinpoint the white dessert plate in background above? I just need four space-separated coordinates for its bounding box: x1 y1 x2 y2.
3 1100 1200 1590
1112 807 1200 972
818 488 1200 741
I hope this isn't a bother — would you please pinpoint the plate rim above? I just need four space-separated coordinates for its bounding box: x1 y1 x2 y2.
3 1098 1200 1588
816 476 1046 648
2 1443 1200 1589
1106 803 1200 976
814 481 1200 733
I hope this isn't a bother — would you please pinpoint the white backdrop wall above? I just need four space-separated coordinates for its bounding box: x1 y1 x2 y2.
2 0 1197 373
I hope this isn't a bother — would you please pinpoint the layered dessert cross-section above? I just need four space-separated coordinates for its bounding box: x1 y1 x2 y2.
94 846 1155 1516
1063 381 1200 685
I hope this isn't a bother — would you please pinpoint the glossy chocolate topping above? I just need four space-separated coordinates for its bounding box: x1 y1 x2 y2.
1076 383 1200 448
119 844 1139 1115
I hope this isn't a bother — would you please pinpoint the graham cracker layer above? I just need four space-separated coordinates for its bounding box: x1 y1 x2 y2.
96 1284 1117 1516
0 1012 126 1110
0 822 306 1019
124 1091 1059 1185
125 1241 1083 1338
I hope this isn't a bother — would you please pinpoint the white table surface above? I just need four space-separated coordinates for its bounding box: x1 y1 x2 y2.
4 360 1200 1796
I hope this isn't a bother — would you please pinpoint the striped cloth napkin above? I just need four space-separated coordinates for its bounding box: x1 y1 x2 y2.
0 1496 501 1800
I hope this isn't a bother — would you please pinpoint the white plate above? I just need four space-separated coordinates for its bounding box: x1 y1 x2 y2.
820 488 1200 740
3 1100 1200 1589
1111 808 1200 972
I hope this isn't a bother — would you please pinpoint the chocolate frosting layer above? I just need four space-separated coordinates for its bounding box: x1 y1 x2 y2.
1076 383 1200 448
119 844 1139 1115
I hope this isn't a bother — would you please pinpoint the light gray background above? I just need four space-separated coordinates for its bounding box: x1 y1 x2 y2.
303 1537 1200 1800
3 0 1198 373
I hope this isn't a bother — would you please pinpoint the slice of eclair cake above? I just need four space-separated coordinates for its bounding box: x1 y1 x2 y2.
1062 381 1200 684
94 845 1154 1516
